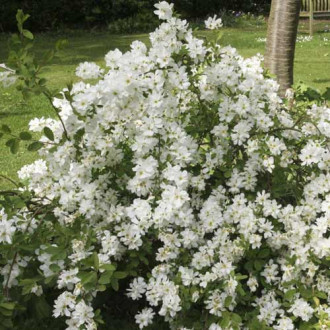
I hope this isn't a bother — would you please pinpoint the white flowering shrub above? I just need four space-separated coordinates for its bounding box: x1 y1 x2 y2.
1 2 330 329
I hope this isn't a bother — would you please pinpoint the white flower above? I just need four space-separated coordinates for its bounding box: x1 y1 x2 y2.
127 277 147 300
135 308 155 329
266 136 286 156
273 316 295 330
263 156 275 172
261 259 279 284
1 262 20 288
299 141 325 166
179 266 196 286
31 284 43 296
256 292 283 325
71 300 94 326
205 15 223 30
53 291 76 318
288 298 314 321
205 290 226 317
57 268 80 290
247 275 258 292
1 1 329 329
154 1 174 20
0 209 16 244
75 62 103 79
105 48 122 68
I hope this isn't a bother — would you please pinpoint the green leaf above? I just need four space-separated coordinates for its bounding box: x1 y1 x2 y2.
44 246 67 261
100 264 116 271
10 196 25 208
254 259 265 271
16 10 30 25
224 170 232 178
0 303 15 310
22 29 34 40
93 252 99 271
44 246 60 254
91 6 102 14
139 255 149 265
248 317 263 330
98 270 114 285
300 286 313 299
231 313 242 324
113 271 128 279
79 271 97 287
0 308 13 317
55 39 68 51
22 283 35 295
19 131 32 140
35 296 50 319
237 284 246 296
244 260 254 272
315 291 327 299
0 317 13 328
27 141 43 151
220 311 230 328
44 275 56 285
19 278 37 286
322 87 330 101
284 289 296 301
39 78 47 86
16 10 24 31
111 278 119 291
49 264 61 273
97 285 107 293
258 249 270 259
224 296 232 308
235 274 248 280
43 127 54 141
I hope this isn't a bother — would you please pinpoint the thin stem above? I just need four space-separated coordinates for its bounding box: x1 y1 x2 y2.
267 127 302 134
0 174 19 187
3 206 48 300
4 252 18 299
309 121 330 153
44 93 70 141
0 190 21 196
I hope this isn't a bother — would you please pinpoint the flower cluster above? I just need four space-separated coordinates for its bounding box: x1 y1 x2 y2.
1 2 330 329
204 15 223 30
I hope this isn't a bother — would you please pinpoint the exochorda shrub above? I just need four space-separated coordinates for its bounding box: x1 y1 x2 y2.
0 2 330 329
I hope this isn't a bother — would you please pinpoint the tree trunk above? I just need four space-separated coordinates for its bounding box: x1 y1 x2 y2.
265 0 301 96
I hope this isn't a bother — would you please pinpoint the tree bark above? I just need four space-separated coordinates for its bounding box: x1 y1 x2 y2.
265 0 301 96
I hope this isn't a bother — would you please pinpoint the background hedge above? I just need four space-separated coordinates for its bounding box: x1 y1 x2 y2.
0 0 271 32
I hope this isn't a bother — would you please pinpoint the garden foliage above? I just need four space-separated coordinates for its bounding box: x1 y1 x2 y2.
0 2 330 329
0 0 271 32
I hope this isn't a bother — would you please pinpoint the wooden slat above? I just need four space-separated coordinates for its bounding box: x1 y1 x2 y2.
314 11 330 15
301 0 330 12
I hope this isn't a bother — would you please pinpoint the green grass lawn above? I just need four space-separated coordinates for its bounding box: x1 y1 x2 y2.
0 19 329 189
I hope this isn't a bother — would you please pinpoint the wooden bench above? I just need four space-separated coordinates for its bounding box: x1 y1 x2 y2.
300 0 330 35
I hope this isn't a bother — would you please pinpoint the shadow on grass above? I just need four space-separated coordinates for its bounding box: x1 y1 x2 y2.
31 33 150 66
313 78 330 84
0 110 30 118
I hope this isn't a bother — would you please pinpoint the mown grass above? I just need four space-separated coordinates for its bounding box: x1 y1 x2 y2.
0 19 329 189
